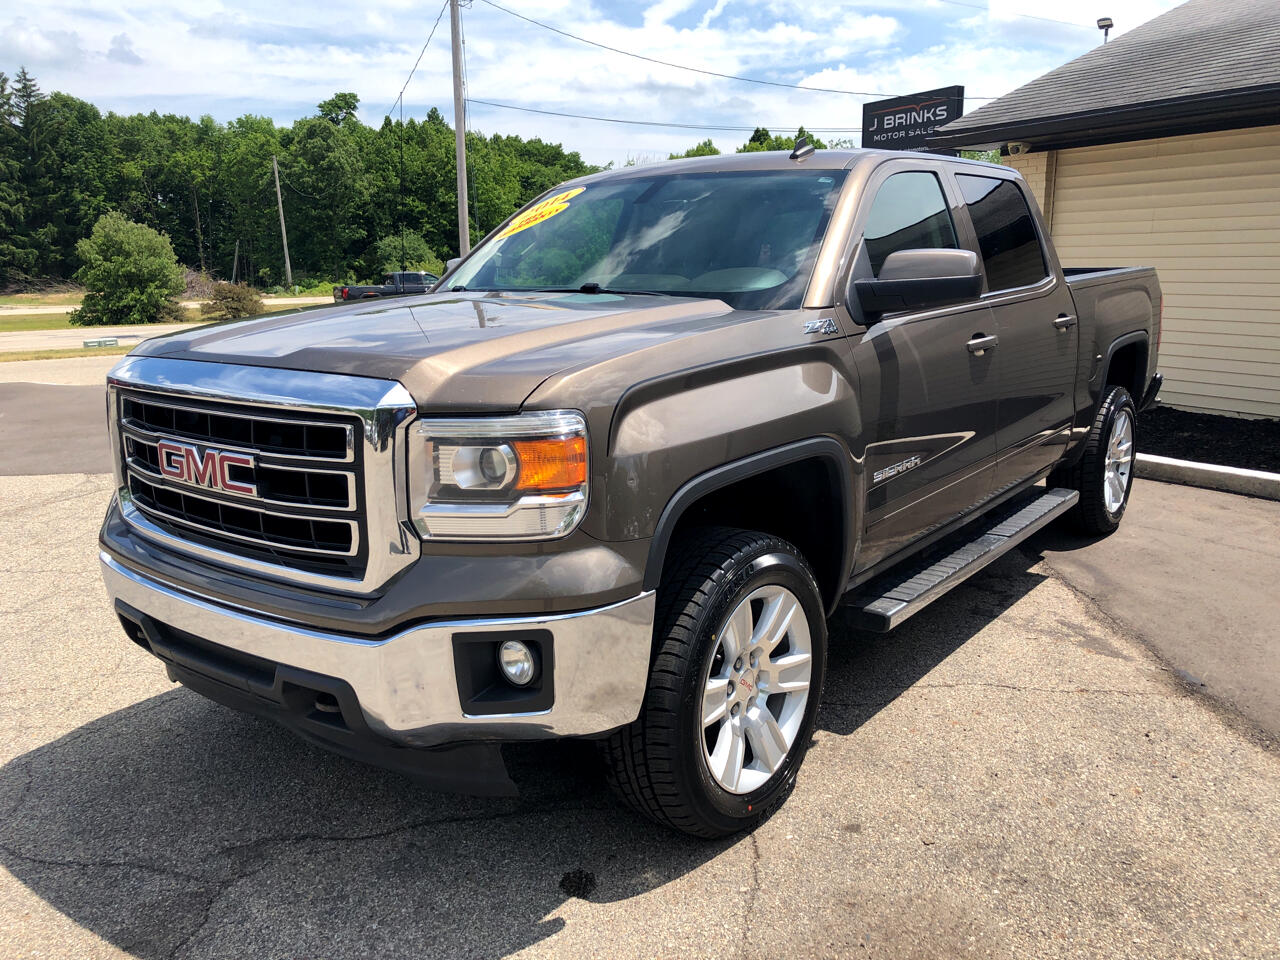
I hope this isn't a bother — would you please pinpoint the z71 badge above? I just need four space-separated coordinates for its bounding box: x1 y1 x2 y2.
803 317 838 335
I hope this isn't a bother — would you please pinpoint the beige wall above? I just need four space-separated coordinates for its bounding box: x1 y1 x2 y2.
1005 150 1057 228
1007 125 1280 419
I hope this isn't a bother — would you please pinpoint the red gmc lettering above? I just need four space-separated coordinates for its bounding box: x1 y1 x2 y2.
155 441 257 497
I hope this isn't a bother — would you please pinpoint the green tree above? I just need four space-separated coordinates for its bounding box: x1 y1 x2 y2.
0 72 37 284
12 66 42 122
68 212 184 326
0 70 600 287
668 138 720 159
367 229 444 277
317 92 360 126
736 126 827 153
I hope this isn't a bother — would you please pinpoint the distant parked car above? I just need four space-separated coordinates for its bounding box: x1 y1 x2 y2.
333 270 439 301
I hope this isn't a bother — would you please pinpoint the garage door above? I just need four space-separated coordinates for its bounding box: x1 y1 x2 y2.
1049 123 1280 419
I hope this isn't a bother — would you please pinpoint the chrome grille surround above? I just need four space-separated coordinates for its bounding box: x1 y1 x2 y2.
107 356 419 594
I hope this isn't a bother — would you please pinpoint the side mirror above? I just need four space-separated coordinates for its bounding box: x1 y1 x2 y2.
445 257 462 275
853 249 982 316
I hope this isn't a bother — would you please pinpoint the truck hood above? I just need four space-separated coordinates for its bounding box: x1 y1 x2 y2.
131 291 738 410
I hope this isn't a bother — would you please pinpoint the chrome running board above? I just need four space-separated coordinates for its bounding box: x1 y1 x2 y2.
847 487 1079 632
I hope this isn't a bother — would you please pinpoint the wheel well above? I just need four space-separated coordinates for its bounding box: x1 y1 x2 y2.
661 457 846 612
1106 338 1148 401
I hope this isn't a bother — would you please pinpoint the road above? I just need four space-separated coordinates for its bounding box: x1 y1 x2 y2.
1034 485 1280 738
0 298 333 353
0 296 332 315
1 359 1277 958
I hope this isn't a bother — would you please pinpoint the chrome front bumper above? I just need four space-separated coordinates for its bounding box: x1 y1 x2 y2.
101 552 656 747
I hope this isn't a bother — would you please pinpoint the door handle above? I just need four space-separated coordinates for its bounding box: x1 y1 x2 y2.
1053 314 1077 330
967 334 998 356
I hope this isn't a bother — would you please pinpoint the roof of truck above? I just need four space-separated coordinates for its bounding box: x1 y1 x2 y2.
567 148 1003 185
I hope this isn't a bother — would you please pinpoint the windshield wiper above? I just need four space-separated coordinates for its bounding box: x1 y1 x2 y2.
519 283 665 296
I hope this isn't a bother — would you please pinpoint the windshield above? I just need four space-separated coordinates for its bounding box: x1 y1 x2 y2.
449 168 847 310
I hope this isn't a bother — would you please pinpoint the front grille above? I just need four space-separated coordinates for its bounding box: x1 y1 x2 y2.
117 389 367 577
121 395 351 460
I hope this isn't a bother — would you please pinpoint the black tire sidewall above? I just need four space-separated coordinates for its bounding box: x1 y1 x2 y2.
673 545 827 831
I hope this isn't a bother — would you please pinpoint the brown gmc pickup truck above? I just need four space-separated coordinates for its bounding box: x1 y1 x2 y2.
100 149 1161 837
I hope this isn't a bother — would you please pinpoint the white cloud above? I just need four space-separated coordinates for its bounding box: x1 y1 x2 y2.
1 0 1186 166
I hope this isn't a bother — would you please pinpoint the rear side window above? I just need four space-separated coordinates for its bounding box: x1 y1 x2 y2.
957 175 1048 291
863 171 958 276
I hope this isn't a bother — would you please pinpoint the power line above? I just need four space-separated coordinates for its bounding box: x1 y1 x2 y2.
385 0 450 118
475 0 999 101
466 97 863 133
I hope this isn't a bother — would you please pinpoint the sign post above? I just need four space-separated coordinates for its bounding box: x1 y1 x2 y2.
861 86 965 153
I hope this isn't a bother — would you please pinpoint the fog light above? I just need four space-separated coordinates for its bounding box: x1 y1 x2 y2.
497 640 536 686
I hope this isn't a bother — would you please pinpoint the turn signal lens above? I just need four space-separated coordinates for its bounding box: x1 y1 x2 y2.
512 436 587 491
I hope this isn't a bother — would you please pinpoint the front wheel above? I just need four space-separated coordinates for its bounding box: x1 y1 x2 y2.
1052 384 1137 535
601 528 827 838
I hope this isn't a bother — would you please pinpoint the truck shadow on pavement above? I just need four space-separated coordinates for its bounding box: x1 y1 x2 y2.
1 551 1046 959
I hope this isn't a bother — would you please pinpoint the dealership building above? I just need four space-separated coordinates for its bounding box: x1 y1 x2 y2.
930 0 1280 419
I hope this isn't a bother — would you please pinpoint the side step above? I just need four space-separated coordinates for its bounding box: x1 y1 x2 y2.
847 487 1079 632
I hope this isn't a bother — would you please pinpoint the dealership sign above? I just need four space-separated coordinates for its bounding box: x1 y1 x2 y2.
862 86 964 153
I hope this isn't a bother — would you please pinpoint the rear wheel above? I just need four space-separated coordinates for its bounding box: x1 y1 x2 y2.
1052 385 1136 535
601 528 827 838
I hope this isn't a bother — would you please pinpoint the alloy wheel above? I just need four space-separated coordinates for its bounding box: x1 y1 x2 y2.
1104 407 1135 514
700 585 813 795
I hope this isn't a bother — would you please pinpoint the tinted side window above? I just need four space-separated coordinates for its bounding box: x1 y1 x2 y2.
863 171 958 276
957 175 1048 291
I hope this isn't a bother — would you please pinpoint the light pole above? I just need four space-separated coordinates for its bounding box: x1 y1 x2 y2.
1097 17 1114 43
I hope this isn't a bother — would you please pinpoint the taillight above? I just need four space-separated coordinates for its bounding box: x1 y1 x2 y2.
341 287 349 299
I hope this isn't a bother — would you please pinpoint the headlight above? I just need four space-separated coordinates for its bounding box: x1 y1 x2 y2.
409 410 588 540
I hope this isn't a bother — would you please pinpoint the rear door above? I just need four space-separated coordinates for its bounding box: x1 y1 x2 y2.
951 172 1079 485
846 163 1000 571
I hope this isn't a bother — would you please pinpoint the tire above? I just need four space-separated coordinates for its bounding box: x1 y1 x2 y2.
601 527 827 838
1050 385 1137 535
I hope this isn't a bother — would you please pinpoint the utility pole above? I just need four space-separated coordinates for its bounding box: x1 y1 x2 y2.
191 186 206 274
450 0 470 257
272 155 293 287
231 238 240 284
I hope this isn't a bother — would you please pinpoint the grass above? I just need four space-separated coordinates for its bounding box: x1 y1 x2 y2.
0 291 84 307
0 313 77 333
0 346 128 363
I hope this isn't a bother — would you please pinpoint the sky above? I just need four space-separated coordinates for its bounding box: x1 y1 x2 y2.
4 0 1185 166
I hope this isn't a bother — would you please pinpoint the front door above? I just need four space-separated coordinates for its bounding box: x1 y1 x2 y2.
848 167 1001 572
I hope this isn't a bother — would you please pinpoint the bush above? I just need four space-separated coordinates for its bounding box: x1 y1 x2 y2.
182 269 218 300
199 282 265 321
366 230 444 279
286 278 338 297
68 213 184 326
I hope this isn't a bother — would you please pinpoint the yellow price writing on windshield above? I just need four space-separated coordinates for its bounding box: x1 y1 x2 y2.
496 187 585 240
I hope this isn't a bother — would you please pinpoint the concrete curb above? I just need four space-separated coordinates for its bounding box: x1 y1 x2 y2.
1136 453 1280 502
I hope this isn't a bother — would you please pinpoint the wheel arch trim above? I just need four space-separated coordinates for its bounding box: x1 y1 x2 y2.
1101 330 1150 398
642 437 857 612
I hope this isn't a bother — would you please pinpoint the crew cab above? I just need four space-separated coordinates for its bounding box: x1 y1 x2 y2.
333 270 439 301
100 150 1161 838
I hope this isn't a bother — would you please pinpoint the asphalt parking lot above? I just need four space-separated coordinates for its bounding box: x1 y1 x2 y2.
1 362 1278 959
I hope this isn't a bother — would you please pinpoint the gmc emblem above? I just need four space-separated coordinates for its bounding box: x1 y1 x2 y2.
155 440 258 497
